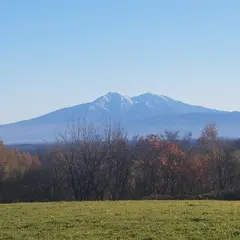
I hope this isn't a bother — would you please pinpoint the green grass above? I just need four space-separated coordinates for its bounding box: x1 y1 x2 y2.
1 201 240 240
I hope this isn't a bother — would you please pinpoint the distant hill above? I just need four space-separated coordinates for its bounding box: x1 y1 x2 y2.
0 92 239 143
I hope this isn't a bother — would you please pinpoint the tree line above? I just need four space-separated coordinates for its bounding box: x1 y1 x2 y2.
1 121 240 203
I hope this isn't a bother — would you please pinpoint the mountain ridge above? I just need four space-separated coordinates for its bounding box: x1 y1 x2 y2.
0 92 238 143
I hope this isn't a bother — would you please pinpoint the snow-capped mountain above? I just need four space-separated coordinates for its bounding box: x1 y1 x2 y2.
5 92 215 127
0 92 239 143
129 93 216 119
90 92 133 118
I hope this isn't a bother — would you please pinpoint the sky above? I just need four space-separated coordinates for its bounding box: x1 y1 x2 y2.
0 0 240 124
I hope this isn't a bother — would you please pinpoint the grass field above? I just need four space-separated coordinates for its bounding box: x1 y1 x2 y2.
1 201 240 240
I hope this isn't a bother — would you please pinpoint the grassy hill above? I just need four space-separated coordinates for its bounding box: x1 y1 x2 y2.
1 201 240 240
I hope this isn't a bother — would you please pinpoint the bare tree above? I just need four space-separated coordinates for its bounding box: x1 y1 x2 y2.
55 120 104 200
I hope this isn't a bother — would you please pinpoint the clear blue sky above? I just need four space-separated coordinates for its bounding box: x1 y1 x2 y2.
0 0 240 124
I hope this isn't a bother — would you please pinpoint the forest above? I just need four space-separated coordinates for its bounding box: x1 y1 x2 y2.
1 121 240 203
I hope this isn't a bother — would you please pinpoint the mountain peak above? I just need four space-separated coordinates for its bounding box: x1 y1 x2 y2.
131 92 173 103
105 92 122 97
94 92 132 104
91 92 133 114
